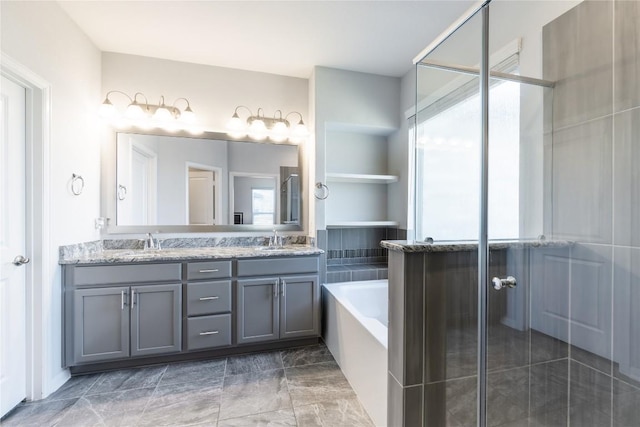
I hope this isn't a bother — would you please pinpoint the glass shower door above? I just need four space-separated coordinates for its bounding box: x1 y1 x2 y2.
415 8 483 427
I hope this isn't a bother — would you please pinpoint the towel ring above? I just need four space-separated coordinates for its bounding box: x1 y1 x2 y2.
71 174 84 196
117 184 127 201
314 182 329 200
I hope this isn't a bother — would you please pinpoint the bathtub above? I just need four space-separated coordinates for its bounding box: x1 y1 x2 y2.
322 280 388 427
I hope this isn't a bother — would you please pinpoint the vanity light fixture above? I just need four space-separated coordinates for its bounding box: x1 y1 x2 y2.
226 106 308 143
99 91 197 129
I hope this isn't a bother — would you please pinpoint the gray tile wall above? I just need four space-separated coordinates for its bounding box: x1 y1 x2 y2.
322 227 406 283
388 248 547 426
542 1 640 425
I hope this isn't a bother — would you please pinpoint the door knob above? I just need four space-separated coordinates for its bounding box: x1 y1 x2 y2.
492 276 516 291
12 255 30 266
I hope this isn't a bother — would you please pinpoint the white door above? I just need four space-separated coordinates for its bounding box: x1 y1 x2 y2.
188 169 215 225
0 76 28 416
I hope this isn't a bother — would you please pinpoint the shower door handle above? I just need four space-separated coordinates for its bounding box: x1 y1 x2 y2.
492 276 516 291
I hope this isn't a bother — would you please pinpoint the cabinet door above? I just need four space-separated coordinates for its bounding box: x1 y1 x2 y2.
280 275 320 339
73 287 130 364
131 283 182 357
237 277 279 344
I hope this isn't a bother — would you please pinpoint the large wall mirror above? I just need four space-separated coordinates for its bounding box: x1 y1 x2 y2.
102 128 303 233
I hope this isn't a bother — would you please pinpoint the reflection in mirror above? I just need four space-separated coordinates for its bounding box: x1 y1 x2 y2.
280 166 300 224
115 132 300 228
231 174 277 225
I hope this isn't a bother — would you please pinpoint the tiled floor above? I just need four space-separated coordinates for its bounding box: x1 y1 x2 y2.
1 343 375 427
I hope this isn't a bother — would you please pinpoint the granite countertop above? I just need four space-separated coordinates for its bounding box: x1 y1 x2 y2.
381 239 574 253
60 244 323 265
60 245 323 265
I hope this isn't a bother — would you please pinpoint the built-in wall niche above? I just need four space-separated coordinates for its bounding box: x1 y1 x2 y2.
325 127 399 227
103 128 303 233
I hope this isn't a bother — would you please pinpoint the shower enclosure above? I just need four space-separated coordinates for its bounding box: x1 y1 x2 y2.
412 0 640 425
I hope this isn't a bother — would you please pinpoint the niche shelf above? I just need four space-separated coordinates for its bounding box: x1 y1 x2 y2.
326 220 399 228
326 173 398 184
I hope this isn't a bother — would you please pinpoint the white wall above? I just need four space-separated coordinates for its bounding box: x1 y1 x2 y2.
1 1 102 398
391 67 416 232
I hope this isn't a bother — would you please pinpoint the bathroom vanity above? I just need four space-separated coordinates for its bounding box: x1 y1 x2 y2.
61 246 321 373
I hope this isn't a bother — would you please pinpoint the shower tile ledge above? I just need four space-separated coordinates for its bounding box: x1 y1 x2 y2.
381 239 574 253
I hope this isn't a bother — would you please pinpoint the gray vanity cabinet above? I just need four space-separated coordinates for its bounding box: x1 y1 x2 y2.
72 283 181 364
63 255 320 369
236 257 320 344
185 260 233 351
237 277 280 343
279 275 319 339
73 287 130 364
130 284 182 357
64 263 183 366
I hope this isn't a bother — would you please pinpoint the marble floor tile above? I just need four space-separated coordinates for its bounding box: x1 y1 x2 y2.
281 344 335 368
487 367 530 426
217 409 297 427
219 369 292 421
530 360 569 415
285 361 357 407
56 387 155 427
613 379 640 427
225 351 283 376
569 361 612 426
159 357 226 386
529 407 569 427
0 398 78 427
531 329 568 364
294 397 374 427
445 376 477 427
46 373 102 401
138 380 223 426
86 365 167 395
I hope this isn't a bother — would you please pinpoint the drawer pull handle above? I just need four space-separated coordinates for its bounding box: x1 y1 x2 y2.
199 331 219 336
199 269 219 273
199 296 219 301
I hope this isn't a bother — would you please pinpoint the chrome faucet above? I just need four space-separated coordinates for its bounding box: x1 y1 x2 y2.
269 229 282 248
144 233 159 250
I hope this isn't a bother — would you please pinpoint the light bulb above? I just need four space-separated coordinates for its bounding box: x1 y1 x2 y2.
226 113 246 138
125 103 145 120
290 120 308 143
270 121 289 142
248 119 267 140
153 106 172 121
180 107 196 124
98 99 116 118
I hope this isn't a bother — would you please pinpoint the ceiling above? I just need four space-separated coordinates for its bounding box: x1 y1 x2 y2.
57 0 475 79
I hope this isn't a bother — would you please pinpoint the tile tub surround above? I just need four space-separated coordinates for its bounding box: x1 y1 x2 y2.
59 240 322 264
323 227 406 284
59 235 315 263
1 344 375 427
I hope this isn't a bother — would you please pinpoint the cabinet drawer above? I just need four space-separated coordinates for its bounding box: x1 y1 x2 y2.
187 281 231 316
187 261 232 280
187 314 232 350
72 263 182 286
237 257 318 277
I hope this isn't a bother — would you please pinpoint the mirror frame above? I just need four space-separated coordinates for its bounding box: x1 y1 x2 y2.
101 126 304 234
